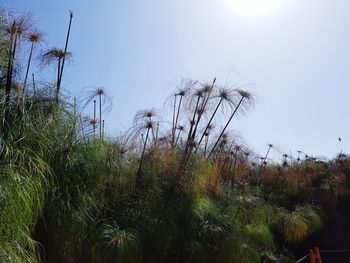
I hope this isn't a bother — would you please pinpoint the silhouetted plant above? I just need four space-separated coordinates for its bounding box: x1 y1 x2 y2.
195 87 237 153
23 31 43 97
3 14 32 126
0 10 345 262
81 87 112 139
174 125 185 148
130 108 160 185
189 78 216 152
208 90 254 158
42 48 72 102
170 79 195 148
93 99 96 135
258 143 273 183
57 11 73 91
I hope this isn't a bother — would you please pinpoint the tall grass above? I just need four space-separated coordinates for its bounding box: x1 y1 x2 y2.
1 8 350 263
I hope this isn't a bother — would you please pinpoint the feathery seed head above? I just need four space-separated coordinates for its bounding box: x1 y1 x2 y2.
6 15 32 36
145 121 153 129
28 31 43 43
133 108 159 125
219 88 230 100
177 89 186 96
90 119 97 126
42 48 72 64
177 125 185 131
237 89 252 99
195 89 204 98
207 124 214 131
201 84 212 94
197 108 205 115
96 87 104 96
234 145 241 152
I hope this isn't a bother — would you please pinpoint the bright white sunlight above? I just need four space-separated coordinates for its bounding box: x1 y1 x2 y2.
225 0 287 16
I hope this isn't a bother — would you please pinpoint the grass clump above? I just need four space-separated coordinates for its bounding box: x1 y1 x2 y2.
2 7 350 263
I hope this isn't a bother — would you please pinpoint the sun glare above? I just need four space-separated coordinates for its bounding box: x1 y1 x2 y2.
226 0 286 16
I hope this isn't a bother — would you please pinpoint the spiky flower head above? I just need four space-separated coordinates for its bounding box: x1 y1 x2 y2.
218 88 233 101
90 119 97 126
201 83 212 94
194 88 204 98
237 89 252 99
27 31 43 43
133 108 159 125
42 48 72 64
177 89 186 96
144 121 153 129
96 87 104 96
234 145 241 152
177 125 185 131
6 14 33 36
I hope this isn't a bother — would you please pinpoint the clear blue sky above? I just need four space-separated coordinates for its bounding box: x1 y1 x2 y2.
2 0 350 159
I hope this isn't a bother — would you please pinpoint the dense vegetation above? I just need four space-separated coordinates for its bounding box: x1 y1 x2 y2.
1 8 350 263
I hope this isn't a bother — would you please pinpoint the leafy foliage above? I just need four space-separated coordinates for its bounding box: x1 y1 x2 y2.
1 7 350 263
